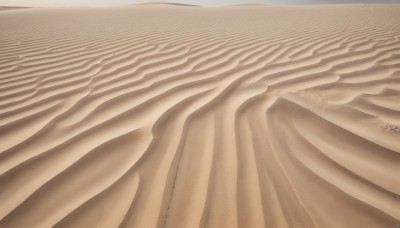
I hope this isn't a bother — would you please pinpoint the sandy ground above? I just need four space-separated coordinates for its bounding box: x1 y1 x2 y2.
0 4 400 228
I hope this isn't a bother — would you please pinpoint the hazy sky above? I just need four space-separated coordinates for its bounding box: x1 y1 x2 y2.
1 0 400 7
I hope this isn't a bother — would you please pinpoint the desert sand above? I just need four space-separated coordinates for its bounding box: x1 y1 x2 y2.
0 3 400 228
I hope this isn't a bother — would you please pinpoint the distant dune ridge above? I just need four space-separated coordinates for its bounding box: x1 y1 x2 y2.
0 6 29 11
0 3 400 228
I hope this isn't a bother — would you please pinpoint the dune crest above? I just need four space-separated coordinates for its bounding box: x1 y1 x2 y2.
0 4 400 228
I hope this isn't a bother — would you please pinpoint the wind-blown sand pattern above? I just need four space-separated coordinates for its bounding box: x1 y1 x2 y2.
0 4 400 228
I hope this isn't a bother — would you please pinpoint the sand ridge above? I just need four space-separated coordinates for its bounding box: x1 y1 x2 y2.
0 4 400 228
0 6 30 11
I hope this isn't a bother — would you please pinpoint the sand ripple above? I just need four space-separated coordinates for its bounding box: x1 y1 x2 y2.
0 4 400 228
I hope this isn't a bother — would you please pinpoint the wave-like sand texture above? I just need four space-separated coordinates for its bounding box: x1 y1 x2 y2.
0 4 400 228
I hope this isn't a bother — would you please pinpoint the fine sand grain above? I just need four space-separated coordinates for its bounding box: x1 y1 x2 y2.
0 4 400 228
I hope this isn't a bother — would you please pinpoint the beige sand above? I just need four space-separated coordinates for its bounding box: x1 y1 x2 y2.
0 4 400 228
0 6 29 11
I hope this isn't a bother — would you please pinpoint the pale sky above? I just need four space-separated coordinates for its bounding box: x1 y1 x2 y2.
1 0 400 7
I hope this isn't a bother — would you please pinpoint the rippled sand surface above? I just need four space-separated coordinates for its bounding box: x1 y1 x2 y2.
0 4 400 228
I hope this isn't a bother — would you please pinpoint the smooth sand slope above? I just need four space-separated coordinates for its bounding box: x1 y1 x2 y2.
0 4 400 228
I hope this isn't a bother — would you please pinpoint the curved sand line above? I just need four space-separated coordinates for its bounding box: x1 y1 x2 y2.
0 4 400 228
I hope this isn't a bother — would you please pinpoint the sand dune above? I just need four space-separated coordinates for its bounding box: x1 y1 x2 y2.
0 4 400 228
0 6 29 11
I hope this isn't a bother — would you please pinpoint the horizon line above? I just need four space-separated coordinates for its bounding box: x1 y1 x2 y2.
1 2 400 8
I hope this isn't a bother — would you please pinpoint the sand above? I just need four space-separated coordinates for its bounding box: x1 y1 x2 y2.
0 3 400 228
0 6 29 11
